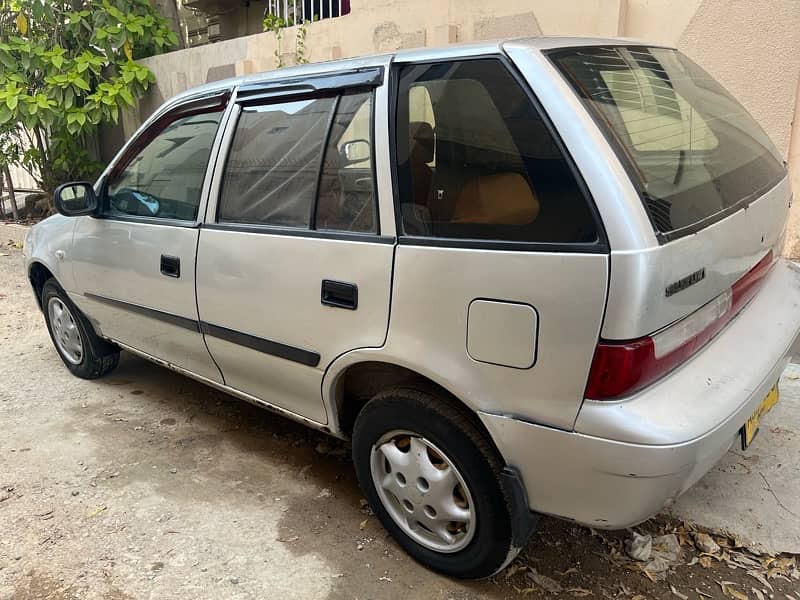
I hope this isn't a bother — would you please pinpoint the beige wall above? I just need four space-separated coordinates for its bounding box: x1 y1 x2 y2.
623 0 800 255
7 164 38 192
128 0 800 254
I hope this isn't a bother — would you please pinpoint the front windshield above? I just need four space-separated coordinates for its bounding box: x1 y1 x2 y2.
549 46 786 239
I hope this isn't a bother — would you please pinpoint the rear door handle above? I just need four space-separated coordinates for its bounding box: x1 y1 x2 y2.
321 279 358 310
160 255 181 278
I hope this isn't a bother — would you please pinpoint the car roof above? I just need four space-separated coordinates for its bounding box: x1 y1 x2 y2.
164 35 665 106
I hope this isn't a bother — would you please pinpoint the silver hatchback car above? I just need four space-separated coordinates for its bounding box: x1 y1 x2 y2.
26 37 800 578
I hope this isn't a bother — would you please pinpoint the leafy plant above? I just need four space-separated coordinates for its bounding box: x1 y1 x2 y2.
0 0 178 201
262 12 313 67
262 12 289 68
295 20 309 65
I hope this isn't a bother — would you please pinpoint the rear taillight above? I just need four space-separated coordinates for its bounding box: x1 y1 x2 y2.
585 250 774 400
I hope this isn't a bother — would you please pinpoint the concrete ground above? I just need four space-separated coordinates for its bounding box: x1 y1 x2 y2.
1 241 799 600
670 363 800 555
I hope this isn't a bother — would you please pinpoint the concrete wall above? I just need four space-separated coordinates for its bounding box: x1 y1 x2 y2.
120 0 800 254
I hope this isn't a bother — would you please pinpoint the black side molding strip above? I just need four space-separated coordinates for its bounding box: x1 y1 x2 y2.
85 293 200 332
84 293 320 368
200 321 321 368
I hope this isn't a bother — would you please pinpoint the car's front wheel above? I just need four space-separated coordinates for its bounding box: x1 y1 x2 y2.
352 386 522 579
42 279 120 379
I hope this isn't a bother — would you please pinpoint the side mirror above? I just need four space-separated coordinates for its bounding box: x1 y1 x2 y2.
340 139 371 165
53 182 98 217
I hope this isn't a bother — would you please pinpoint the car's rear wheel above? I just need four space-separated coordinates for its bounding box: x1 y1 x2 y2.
42 280 120 379
352 386 519 579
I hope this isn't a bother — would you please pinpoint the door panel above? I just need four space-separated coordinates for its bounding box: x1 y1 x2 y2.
196 81 389 424
71 218 221 382
196 230 393 423
68 92 229 380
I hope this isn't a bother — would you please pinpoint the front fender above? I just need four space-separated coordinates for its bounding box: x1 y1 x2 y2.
24 214 78 292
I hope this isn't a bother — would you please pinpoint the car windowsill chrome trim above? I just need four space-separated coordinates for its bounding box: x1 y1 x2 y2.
397 236 609 254
202 222 395 244
91 214 201 229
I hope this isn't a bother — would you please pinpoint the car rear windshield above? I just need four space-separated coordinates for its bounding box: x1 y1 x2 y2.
548 46 786 240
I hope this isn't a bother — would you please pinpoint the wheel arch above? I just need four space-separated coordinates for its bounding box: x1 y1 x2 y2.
324 355 502 459
28 260 56 311
335 356 540 562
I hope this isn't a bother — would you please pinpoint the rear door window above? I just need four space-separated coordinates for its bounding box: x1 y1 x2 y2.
549 46 786 239
316 90 377 233
219 96 335 228
217 89 378 233
394 58 599 244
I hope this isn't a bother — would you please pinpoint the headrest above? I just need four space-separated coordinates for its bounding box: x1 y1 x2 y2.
409 121 434 164
451 173 539 225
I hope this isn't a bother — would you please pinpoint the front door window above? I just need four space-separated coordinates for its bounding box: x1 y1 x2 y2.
105 104 225 221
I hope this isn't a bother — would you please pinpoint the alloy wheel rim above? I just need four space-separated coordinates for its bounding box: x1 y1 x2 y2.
369 430 476 553
48 297 83 365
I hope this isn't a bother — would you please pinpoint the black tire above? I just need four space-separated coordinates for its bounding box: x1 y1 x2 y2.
41 279 120 379
352 386 518 579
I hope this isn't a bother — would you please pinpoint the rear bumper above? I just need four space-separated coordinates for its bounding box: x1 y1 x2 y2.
480 259 800 528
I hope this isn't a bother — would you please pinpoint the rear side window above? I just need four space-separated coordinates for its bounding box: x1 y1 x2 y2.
549 46 786 239
394 58 598 244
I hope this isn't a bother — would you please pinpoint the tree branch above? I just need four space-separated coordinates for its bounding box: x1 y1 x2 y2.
2 165 20 220
32 126 48 164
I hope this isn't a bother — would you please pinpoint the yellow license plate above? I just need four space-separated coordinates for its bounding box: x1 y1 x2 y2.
742 384 780 449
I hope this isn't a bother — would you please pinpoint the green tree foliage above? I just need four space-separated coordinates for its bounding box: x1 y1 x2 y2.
0 0 178 195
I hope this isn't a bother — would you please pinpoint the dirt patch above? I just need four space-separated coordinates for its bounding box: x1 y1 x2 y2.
1 245 799 599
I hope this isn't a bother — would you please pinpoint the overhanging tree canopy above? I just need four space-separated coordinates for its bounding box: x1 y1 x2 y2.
0 0 178 197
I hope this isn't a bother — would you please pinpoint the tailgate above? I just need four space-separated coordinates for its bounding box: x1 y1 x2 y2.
602 175 791 340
